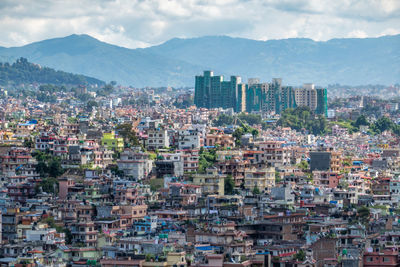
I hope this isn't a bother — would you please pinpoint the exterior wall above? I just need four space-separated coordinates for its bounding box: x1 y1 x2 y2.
147 129 169 150
101 132 124 152
193 169 225 195
310 238 337 267
117 150 153 180
310 152 331 171
364 250 399 267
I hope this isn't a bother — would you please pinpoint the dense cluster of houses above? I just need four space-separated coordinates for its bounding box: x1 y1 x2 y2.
0 88 400 267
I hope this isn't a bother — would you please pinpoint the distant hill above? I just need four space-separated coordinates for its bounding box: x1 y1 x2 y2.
0 34 203 87
147 35 400 86
0 34 399 87
0 57 104 86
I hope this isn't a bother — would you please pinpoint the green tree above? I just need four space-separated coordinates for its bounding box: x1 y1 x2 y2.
86 100 98 110
251 128 259 138
372 116 393 133
298 160 309 172
224 175 235 195
275 171 282 183
294 250 305 261
97 83 114 96
23 138 34 148
237 113 263 125
277 106 327 135
198 147 217 173
357 206 370 226
40 177 58 193
252 186 260 195
233 127 244 146
110 165 124 177
116 123 140 147
213 114 234 126
36 161 48 177
48 158 64 177
354 115 369 128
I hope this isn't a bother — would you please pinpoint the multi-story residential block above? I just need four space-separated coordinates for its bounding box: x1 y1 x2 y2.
195 71 243 112
7 183 35 204
117 149 153 180
312 171 342 188
244 167 275 192
155 152 184 178
258 141 291 166
70 220 98 247
178 149 199 173
177 129 201 150
195 71 327 116
310 148 342 172
363 248 400 267
205 133 234 148
101 131 124 152
295 84 328 115
146 127 169 150
193 167 225 195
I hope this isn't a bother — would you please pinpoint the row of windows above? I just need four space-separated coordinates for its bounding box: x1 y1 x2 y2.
149 134 164 137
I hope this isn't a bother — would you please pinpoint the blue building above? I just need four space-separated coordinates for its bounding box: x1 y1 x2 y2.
133 215 157 234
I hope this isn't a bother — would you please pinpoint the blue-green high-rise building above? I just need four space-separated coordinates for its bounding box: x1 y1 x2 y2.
316 88 328 116
194 71 326 116
194 71 242 111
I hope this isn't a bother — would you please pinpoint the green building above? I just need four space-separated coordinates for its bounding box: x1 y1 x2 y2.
245 83 264 113
194 71 242 111
316 88 328 116
101 131 124 152
194 71 325 116
245 79 296 114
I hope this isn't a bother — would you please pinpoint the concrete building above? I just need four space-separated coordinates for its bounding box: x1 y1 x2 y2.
117 149 153 180
194 71 242 112
177 129 201 150
244 167 275 192
295 84 327 115
156 152 184 178
147 128 169 150
193 167 225 195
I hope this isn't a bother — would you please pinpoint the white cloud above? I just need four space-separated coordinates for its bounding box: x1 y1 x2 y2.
0 0 398 48
347 30 368 38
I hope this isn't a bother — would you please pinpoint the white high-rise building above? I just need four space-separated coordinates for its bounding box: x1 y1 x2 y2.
295 84 317 111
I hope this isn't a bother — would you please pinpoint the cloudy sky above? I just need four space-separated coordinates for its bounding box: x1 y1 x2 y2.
0 0 399 48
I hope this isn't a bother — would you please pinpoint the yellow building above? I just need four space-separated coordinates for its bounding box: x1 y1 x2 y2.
193 167 225 195
142 252 186 267
167 252 187 267
0 130 17 145
244 167 275 193
101 131 124 152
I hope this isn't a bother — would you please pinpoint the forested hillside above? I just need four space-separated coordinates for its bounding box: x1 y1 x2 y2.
0 57 104 86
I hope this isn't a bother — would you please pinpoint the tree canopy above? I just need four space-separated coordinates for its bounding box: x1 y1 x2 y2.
277 106 327 135
115 123 140 148
0 57 104 86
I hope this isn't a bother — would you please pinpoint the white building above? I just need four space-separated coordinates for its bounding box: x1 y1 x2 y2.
146 128 169 150
26 228 65 244
117 149 153 180
177 129 201 150
294 84 317 111
156 152 184 177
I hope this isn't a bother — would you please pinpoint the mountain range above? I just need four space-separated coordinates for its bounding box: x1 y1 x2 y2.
0 34 399 87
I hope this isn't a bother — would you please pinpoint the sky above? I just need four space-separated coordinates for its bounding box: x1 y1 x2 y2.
0 0 399 48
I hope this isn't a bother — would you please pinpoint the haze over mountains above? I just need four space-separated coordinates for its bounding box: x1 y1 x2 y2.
0 34 398 87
